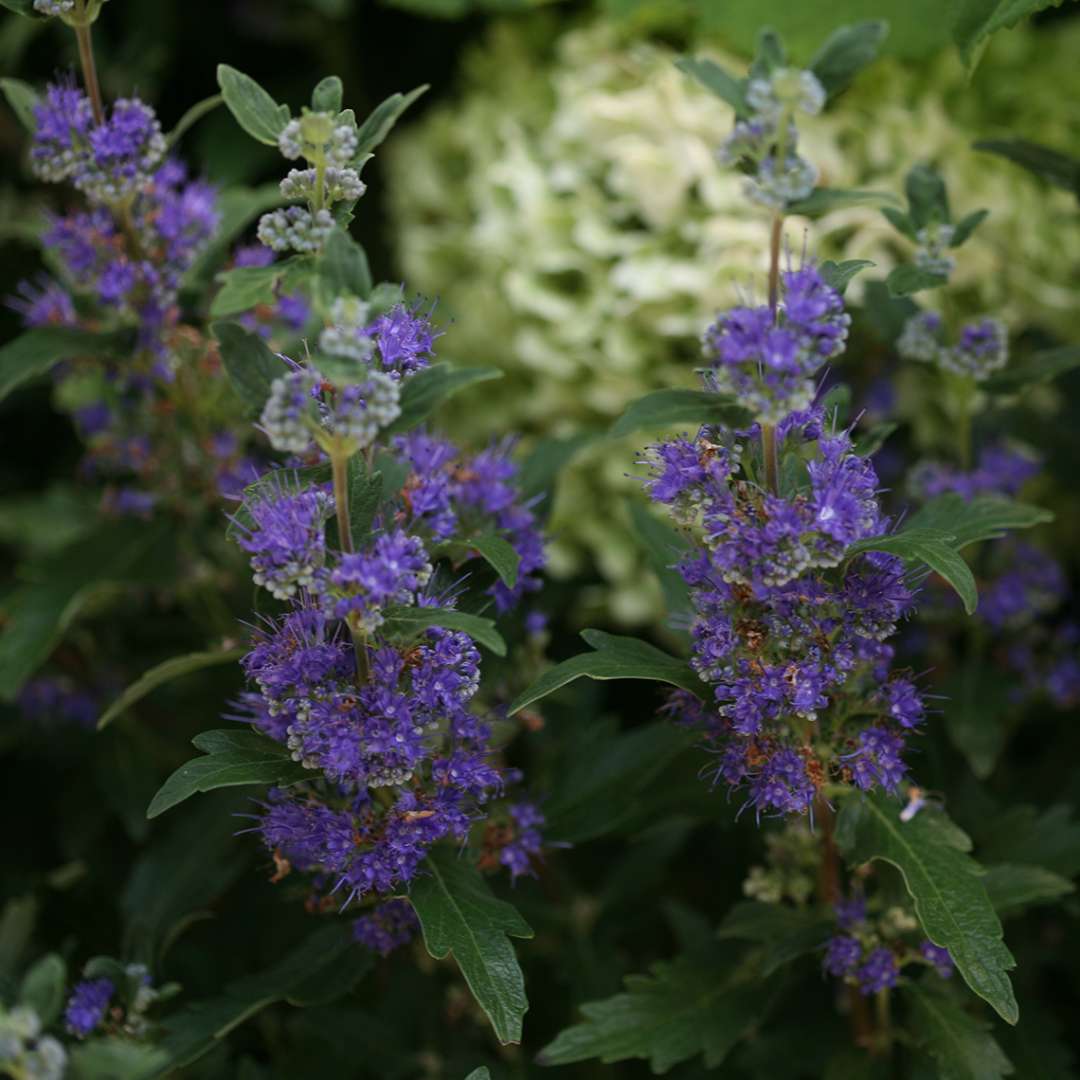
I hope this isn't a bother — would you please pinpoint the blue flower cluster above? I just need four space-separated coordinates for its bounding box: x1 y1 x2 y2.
703 266 850 423
654 284 926 819
897 311 1008 379
824 895 953 995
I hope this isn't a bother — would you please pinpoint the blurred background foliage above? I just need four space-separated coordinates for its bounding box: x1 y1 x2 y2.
2 0 1079 1077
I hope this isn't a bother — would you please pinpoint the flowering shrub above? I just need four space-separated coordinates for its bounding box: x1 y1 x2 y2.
1 3 1078 1079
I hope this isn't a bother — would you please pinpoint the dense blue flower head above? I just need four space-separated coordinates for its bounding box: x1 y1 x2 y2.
703 266 849 423
353 899 419 956
912 442 1039 501
7 276 77 328
328 530 432 632
500 801 546 881
366 301 441 379
31 81 94 183
824 935 861 976
856 947 899 994
64 978 113 1037
920 941 954 978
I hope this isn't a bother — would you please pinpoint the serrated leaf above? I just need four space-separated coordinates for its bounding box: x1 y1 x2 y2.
974 804 1080 878
953 0 1067 70
68 1038 172 1079
887 263 949 297
981 863 1074 916
673 56 748 116
18 954 66 1026
836 792 1017 1023
906 981 1014 1080
380 605 506 657
385 363 502 434
345 455 382 544
354 85 428 160
410 847 533 1045
905 494 1053 549
0 327 133 404
156 925 363 1072
610 388 752 437
508 630 703 716
217 64 290 145
787 187 900 215
211 320 284 415
97 648 243 730
848 528 978 614
810 21 889 99
311 75 343 113
210 262 284 317
165 93 223 149
537 944 772 1073
974 137 1080 198
983 346 1080 393
820 259 875 295
146 732 307 820
1 76 38 132
318 227 373 302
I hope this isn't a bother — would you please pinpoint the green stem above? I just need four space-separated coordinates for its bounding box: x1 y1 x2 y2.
762 423 779 494
331 447 371 684
73 9 104 126
767 212 784 318
313 157 327 213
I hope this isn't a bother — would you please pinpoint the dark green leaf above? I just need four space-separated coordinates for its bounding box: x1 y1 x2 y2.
410 847 533 1045
212 320 284 415
157 925 363 1071
953 0 1068 70
210 263 283 317
385 363 502 434
905 494 1053 549
887 263 949 297
836 792 1017 1023
538 943 773 1072
905 981 1013 1080
848 528 978 615
983 346 1080 393
18 954 66 1026
819 259 875 295
0 0 37 15
68 1039 171 1080
318 227 373 302
974 137 1080 197
0 327 132 404
810 21 889 99
216 64 290 145
165 93 223 149
354 85 428 160
787 187 900 216
516 433 594 506
974 804 1080 878
0 520 170 701
0 77 38 132
97 648 243 730
628 501 692 614
458 534 520 590
943 658 1011 779
610 388 752 437
982 863 1074 916
345 455 382 544
146 732 307 820
673 56 748 116
716 902 833 976
853 421 898 458
749 27 786 79
996 1000 1077 1080
905 163 950 227
508 630 703 716
311 75 343 113
882 206 918 239
951 208 990 246
464 1070 491 1080
381 605 506 657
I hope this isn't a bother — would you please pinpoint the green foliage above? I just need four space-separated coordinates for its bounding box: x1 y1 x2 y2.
905 494 1053 548
0 327 133 404
886 263 950 296
508 630 703 716
18 953 66 1026
452 534 520 590
165 93 223 148
628 501 692 614
673 55 749 116
354 86 429 160
410 847 533 1045
611 388 753 437
953 0 1070 68
836 792 1017 1023
211 320 284 414
984 345 1080 392
974 137 1080 198
216 64 291 145
380 605 507 656
786 187 900 216
981 863 1074 916
716 901 834 976
0 75 38 131
311 75 344 113
386 363 503 435
318 227 373 301
538 942 774 1073
820 258 875 294
146 731 308 820
809 21 889 99
96 648 244 730
905 980 1014 1080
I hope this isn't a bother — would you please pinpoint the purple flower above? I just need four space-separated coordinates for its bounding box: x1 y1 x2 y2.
365 301 441 379
64 978 113 1037
7 276 77 328
328 530 432 631
835 896 866 930
499 801 546 882
30 81 94 184
920 940 954 978
353 899 419 956
856 947 899 994
824 935 861 976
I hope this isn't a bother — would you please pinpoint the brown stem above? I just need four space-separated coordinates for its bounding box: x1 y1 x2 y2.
74 20 104 126
815 795 840 905
767 213 784 318
761 423 779 495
